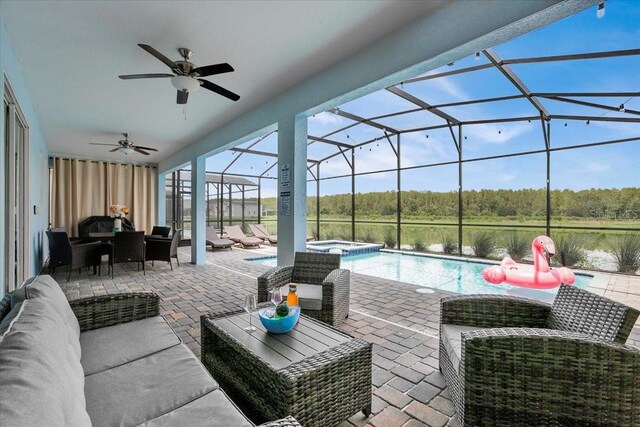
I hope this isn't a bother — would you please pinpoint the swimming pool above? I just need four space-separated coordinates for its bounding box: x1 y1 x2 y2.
248 251 593 302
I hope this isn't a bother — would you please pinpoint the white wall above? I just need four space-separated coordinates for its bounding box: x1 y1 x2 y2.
1 18 50 295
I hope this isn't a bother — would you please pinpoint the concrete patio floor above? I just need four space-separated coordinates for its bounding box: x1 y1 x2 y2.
56 245 640 427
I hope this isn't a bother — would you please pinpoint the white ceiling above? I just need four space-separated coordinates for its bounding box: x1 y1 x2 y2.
1 0 445 163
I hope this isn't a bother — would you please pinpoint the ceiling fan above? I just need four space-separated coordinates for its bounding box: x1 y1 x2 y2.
89 133 158 156
119 44 240 104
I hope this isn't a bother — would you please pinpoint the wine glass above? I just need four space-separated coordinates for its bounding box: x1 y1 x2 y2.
269 287 283 307
244 294 257 333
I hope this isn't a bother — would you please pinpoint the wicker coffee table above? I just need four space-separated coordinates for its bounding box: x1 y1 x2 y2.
201 309 372 427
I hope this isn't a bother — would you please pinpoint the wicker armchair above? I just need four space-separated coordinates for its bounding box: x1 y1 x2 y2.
146 229 182 270
46 230 103 281
108 231 146 278
257 252 350 326
148 225 171 238
439 284 640 426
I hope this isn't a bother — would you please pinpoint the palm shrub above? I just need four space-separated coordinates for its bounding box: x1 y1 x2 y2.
440 232 457 255
607 234 640 274
502 232 530 261
470 232 496 259
359 229 375 243
383 227 397 249
553 234 586 267
412 234 426 252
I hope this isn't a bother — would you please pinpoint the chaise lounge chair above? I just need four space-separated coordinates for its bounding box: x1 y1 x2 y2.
206 227 235 250
223 225 262 249
249 224 277 244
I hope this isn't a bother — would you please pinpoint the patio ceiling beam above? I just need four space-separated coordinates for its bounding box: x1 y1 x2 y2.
549 114 640 123
533 92 640 98
329 107 399 134
503 48 640 65
387 86 460 125
229 147 320 164
483 48 549 120
307 135 352 148
431 94 525 108
401 63 493 84
538 95 640 116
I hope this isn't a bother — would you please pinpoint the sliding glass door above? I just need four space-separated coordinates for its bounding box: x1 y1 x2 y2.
3 82 29 293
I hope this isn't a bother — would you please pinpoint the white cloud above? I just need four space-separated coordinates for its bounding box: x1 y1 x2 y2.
309 111 343 126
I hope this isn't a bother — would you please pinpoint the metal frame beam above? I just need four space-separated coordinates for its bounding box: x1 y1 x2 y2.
387 86 460 124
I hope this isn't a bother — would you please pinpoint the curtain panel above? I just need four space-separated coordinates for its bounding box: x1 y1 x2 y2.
51 158 156 236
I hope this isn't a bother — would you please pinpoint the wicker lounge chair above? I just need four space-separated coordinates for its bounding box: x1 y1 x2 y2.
439 284 640 426
249 224 277 244
223 225 262 248
257 252 350 326
206 227 235 250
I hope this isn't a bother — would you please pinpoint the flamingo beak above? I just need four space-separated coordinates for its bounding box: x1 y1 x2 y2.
543 242 555 258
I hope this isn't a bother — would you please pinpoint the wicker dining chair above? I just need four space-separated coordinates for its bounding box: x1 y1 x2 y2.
257 252 350 326
108 231 146 278
146 229 182 270
46 230 103 282
439 284 640 426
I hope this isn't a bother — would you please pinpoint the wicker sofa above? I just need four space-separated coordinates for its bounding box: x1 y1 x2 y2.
257 252 350 326
439 284 640 426
0 275 300 427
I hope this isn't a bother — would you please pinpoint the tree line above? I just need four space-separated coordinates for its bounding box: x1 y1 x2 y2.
260 187 640 220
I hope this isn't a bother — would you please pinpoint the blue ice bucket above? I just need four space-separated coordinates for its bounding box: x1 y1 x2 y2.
258 306 301 334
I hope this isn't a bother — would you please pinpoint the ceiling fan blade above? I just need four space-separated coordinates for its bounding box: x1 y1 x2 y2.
133 147 151 155
138 44 180 73
198 79 240 101
177 90 188 105
109 147 120 152
119 73 174 80
192 63 234 77
89 143 120 146
132 145 158 152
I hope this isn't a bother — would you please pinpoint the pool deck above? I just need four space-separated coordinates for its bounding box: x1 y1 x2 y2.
56 245 639 427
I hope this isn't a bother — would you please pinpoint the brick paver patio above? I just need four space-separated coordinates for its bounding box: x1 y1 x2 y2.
55 246 640 427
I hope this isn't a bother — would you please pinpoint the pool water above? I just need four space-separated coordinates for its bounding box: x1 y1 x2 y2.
249 251 592 303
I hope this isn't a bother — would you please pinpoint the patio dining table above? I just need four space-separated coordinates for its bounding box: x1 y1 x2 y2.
88 232 115 242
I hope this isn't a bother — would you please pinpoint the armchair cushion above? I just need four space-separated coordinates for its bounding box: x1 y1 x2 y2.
441 324 488 374
80 316 181 375
282 283 323 311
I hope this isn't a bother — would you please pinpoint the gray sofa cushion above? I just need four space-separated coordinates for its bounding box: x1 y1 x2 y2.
80 316 181 375
283 283 322 311
138 389 253 427
85 343 218 427
11 274 81 357
0 298 91 427
441 324 487 374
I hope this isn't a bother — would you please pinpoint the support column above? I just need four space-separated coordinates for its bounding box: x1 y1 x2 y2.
157 173 167 226
191 156 206 265
277 115 308 265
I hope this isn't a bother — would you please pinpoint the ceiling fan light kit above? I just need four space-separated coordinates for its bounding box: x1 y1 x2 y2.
119 44 240 105
171 75 200 92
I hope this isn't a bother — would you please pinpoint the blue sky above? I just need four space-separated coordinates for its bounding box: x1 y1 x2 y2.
207 1 639 197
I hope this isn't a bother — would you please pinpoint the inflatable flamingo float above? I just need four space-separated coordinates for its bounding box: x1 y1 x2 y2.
483 235 575 289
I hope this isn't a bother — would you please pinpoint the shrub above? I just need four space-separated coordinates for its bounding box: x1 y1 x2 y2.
502 232 530 261
441 232 457 255
607 234 640 274
383 227 397 249
359 229 375 243
553 234 586 267
412 235 426 252
470 232 496 258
